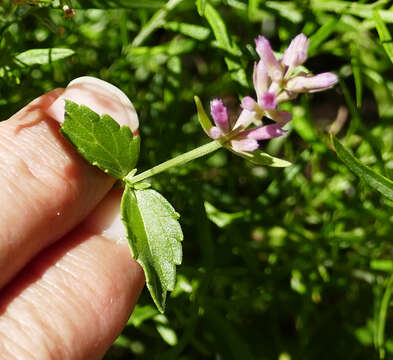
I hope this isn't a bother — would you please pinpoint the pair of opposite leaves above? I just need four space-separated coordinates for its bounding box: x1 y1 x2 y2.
62 100 183 313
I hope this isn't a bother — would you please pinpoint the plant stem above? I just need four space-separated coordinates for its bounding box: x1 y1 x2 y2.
125 140 223 184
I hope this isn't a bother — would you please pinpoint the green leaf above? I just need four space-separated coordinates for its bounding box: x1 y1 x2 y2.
61 101 140 179
308 18 336 55
203 3 248 87
204 4 232 53
265 1 303 23
121 187 183 313
235 149 292 167
75 0 166 8
163 22 211 41
15 48 75 66
194 96 212 135
131 0 186 47
204 201 249 228
196 0 207 16
373 10 393 64
351 43 362 108
376 274 393 359
332 136 393 201
370 259 393 272
154 315 178 346
247 0 265 22
127 304 159 327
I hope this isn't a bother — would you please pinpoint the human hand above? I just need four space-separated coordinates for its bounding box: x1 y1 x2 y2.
0 77 145 359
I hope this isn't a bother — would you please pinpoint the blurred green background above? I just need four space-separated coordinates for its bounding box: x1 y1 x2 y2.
2 0 393 359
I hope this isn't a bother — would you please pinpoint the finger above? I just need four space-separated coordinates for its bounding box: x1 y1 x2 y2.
47 76 139 134
0 77 138 289
0 189 145 360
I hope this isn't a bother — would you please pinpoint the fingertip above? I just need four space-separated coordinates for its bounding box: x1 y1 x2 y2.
46 76 139 133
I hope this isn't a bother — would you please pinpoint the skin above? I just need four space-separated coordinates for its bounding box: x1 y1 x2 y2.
0 78 145 359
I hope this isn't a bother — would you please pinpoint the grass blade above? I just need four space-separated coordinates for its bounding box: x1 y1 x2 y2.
131 0 185 47
376 274 393 359
332 136 393 202
373 10 393 64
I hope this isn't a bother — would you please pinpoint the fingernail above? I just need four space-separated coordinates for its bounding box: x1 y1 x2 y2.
46 76 139 133
82 187 128 244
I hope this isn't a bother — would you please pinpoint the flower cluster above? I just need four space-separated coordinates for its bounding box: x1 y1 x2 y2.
206 33 338 153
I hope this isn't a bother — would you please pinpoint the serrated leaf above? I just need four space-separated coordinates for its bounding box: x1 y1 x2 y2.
15 48 75 66
235 149 292 167
194 96 212 135
332 136 393 201
61 100 140 179
121 187 183 313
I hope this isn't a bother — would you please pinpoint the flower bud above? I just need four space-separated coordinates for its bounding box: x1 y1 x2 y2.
255 36 283 81
243 122 287 140
253 61 269 99
210 99 229 133
282 33 309 68
286 73 338 93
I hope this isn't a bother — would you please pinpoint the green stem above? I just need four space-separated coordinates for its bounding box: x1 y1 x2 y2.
125 140 223 184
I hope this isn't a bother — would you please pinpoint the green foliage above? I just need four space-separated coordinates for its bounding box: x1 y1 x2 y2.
194 95 212 136
333 136 393 202
15 48 75 66
235 149 292 167
62 101 140 179
374 10 393 64
3 0 393 359
121 187 183 313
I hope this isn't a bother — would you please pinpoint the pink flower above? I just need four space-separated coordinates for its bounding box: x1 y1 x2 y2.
253 61 270 100
198 31 339 158
255 36 283 81
231 122 287 152
282 33 309 69
210 99 229 132
208 99 287 152
286 73 338 93
260 92 277 110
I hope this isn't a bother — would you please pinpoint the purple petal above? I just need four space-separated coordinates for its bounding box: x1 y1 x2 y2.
255 35 283 81
209 126 222 139
253 61 269 99
286 72 338 93
230 139 259 152
241 96 259 112
282 33 309 68
242 122 287 140
260 92 277 110
210 98 229 132
265 109 292 123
